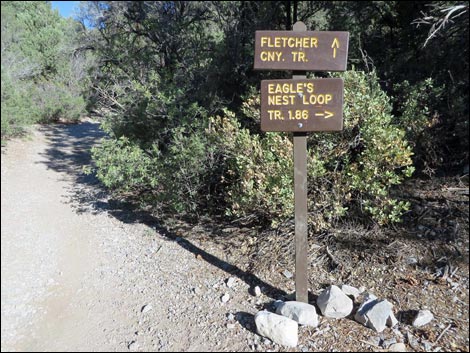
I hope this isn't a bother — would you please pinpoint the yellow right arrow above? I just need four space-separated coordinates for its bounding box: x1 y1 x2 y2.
331 38 340 58
315 111 334 119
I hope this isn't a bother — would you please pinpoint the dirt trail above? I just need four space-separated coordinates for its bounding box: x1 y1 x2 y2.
1 122 266 352
1 123 111 351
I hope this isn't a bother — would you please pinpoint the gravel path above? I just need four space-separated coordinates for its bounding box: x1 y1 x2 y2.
1 122 268 352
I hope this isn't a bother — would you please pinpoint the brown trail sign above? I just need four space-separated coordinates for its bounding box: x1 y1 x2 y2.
254 22 348 303
260 78 344 132
254 30 349 71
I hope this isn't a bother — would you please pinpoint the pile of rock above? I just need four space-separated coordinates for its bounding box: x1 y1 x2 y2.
254 284 434 348
255 301 319 347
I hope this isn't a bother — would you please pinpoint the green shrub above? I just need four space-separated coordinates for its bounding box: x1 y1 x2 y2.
1 71 39 138
35 82 86 123
207 70 416 228
392 78 445 172
91 69 417 229
91 136 156 193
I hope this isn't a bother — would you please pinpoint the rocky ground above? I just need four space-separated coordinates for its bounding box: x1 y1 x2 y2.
1 121 468 352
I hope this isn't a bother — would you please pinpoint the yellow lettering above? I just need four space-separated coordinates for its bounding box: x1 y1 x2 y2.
292 51 307 62
302 94 334 105
268 110 283 120
261 37 269 47
311 37 318 48
260 51 282 62
306 83 314 93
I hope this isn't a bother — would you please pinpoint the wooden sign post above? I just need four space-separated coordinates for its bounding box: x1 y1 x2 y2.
254 22 349 303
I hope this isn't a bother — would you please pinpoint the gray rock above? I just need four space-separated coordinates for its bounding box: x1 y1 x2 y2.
255 311 298 347
369 336 381 347
283 270 293 279
422 340 433 351
406 332 420 351
276 301 319 327
412 310 433 327
388 342 407 352
227 313 235 321
406 257 418 265
355 299 393 332
340 284 362 299
382 338 397 348
317 285 353 319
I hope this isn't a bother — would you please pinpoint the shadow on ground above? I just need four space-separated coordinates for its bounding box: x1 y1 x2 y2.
37 122 287 300
37 122 468 301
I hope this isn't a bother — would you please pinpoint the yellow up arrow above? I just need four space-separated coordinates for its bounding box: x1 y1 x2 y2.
331 38 340 58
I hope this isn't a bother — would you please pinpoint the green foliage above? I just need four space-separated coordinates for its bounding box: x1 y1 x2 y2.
85 1 466 229
393 78 445 172
208 109 294 224
204 70 415 228
327 1 469 170
1 1 91 141
91 136 156 192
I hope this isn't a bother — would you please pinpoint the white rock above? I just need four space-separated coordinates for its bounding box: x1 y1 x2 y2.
355 299 393 332
354 293 379 325
316 285 353 319
221 293 230 303
226 277 236 288
141 304 153 314
255 311 298 347
283 270 293 279
388 342 407 352
254 286 262 297
412 310 434 327
340 284 362 299
276 301 319 327
128 341 139 350
387 311 398 327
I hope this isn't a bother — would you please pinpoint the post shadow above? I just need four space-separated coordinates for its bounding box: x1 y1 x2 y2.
37 122 287 300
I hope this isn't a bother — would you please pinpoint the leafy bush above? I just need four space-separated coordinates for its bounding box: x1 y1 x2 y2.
91 69 418 229
207 70 416 228
392 78 445 173
91 136 156 193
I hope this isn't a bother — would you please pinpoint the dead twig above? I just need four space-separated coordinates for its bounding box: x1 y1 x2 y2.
325 246 341 267
433 324 452 346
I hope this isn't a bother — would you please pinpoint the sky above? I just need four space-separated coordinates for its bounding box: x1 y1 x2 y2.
51 1 80 18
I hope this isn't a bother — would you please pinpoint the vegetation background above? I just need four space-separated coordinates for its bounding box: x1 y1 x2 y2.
1 1 468 231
